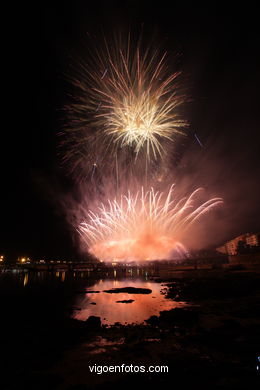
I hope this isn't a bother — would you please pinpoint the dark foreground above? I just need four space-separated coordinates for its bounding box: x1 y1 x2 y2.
0 269 259 389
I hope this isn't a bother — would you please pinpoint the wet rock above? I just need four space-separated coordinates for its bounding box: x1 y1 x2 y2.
159 308 199 327
67 385 89 390
103 287 152 294
221 319 241 329
232 305 260 319
146 308 200 330
173 326 186 336
85 316 101 329
116 299 135 303
145 315 160 326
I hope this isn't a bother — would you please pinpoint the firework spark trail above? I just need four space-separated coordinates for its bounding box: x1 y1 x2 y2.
60 35 224 260
194 132 203 147
93 50 187 159
62 37 188 178
78 186 223 261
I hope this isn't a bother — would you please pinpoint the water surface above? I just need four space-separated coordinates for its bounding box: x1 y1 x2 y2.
72 278 186 325
0 268 186 326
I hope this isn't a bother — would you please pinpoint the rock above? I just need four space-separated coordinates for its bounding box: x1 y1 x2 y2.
85 316 101 329
145 315 159 326
103 287 152 294
159 308 199 326
116 299 135 303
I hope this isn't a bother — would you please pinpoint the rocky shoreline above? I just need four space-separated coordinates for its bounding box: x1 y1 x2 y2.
1 269 259 389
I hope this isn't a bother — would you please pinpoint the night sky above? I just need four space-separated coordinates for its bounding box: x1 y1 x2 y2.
1 2 260 260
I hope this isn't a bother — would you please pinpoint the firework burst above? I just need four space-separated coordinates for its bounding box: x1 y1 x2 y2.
62 36 188 178
78 185 223 261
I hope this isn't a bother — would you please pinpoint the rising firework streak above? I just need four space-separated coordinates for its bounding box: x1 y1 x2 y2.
194 132 203 147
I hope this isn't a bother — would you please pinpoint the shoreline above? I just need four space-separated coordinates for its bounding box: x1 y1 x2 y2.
1 268 259 389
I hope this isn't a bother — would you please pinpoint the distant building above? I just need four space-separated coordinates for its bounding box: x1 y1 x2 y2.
245 233 259 246
217 233 259 255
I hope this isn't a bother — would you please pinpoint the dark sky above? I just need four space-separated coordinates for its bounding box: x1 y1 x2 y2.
1 1 260 260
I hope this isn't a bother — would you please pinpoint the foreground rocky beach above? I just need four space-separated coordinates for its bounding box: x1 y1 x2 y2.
1 268 259 389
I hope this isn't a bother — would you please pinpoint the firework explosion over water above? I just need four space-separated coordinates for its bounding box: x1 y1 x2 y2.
61 34 223 261
62 36 188 179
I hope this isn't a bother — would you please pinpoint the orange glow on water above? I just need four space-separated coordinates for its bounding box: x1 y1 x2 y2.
73 279 186 325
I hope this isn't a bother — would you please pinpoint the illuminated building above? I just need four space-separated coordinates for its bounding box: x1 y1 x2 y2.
217 233 259 255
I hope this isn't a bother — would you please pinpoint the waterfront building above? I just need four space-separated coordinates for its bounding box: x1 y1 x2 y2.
217 232 259 255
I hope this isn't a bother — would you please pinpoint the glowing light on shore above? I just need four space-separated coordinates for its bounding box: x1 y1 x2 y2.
78 186 223 261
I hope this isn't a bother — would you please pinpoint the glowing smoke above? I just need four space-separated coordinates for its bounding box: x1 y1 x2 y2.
77 185 223 261
60 33 224 261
